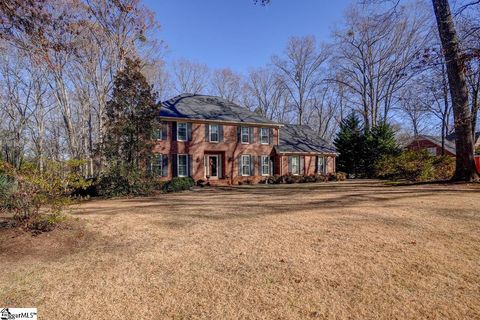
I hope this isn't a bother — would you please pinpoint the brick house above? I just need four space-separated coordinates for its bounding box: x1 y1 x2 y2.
405 133 480 156
151 94 337 185
404 135 457 156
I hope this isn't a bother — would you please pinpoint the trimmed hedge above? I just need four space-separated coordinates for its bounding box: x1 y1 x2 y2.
162 177 195 193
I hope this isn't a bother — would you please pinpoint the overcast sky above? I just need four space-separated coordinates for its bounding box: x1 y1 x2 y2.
145 0 352 73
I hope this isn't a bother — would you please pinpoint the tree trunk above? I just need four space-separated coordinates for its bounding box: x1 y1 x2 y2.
432 0 479 181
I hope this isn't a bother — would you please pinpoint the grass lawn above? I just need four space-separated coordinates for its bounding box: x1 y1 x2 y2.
1 180 480 319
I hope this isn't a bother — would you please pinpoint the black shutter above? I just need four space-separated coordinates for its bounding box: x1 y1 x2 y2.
205 124 210 142
161 122 168 140
187 123 192 141
172 122 177 141
188 155 193 177
162 154 168 177
250 156 254 176
238 155 242 175
249 127 254 144
300 156 305 175
288 156 292 174
315 155 319 174
269 128 274 145
237 126 241 142
172 154 178 177
219 125 224 142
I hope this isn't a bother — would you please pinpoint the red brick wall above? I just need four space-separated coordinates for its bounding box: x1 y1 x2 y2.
405 139 455 156
278 154 336 176
152 121 279 184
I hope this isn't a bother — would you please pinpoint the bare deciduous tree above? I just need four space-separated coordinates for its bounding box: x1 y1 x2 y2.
272 36 329 125
172 58 209 95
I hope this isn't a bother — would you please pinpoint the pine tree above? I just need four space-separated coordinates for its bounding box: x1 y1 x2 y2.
103 57 159 172
334 113 364 176
364 123 400 177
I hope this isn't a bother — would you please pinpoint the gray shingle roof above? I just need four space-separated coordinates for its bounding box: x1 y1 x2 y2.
160 94 279 125
276 124 336 154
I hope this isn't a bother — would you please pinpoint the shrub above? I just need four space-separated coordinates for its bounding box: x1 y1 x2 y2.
162 177 195 193
95 166 156 197
329 172 347 181
376 151 455 182
0 159 89 230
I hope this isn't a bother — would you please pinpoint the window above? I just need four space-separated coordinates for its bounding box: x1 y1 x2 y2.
241 155 251 176
152 128 163 140
177 154 188 177
241 127 250 144
427 147 437 156
261 155 270 176
151 154 163 176
260 128 270 144
177 122 187 141
210 124 219 142
317 156 325 174
291 156 300 175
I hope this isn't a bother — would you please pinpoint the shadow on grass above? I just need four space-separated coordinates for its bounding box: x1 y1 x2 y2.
71 180 479 232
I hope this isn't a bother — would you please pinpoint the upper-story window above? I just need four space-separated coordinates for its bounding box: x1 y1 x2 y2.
260 128 270 144
177 122 187 141
210 124 219 142
241 127 250 144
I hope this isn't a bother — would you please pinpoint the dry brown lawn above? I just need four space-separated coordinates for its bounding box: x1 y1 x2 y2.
1 180 480 319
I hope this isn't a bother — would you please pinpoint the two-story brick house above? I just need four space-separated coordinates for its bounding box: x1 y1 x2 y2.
151 94 336 185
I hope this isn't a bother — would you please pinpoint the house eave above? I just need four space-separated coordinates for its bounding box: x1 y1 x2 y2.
159 116 283 128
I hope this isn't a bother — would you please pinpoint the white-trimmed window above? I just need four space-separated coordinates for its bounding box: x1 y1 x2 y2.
317 156 325 174
151 154 163 176
427 147 437 156
177 122 187 141
241 155 251 176
261 155 270 176
177 154 188 177
260 128 270 144
241 127 250 144
210 124 219 142
291 156 300 175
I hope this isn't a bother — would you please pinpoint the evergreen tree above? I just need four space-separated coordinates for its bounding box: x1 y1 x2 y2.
364 123 400 177
103 58 159 172
334 113 364 176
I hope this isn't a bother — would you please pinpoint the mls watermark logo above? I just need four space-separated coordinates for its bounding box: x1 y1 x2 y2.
0 308 37 320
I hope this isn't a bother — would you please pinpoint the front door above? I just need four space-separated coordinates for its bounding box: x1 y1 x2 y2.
205 155 221 179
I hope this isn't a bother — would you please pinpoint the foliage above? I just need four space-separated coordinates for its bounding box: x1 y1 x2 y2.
334 113 365 177
162 177 195 193
96 166 157 197
334 113 399 178
262 174 331 184
0 159 90 230
329 172 347 181
376 150 455 182
363 123 400 177
103 57 159 173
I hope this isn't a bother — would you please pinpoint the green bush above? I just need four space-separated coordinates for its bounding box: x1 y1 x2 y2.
376 151 455 182
0 174 16 204
95 166 159 197
162 177 195 193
